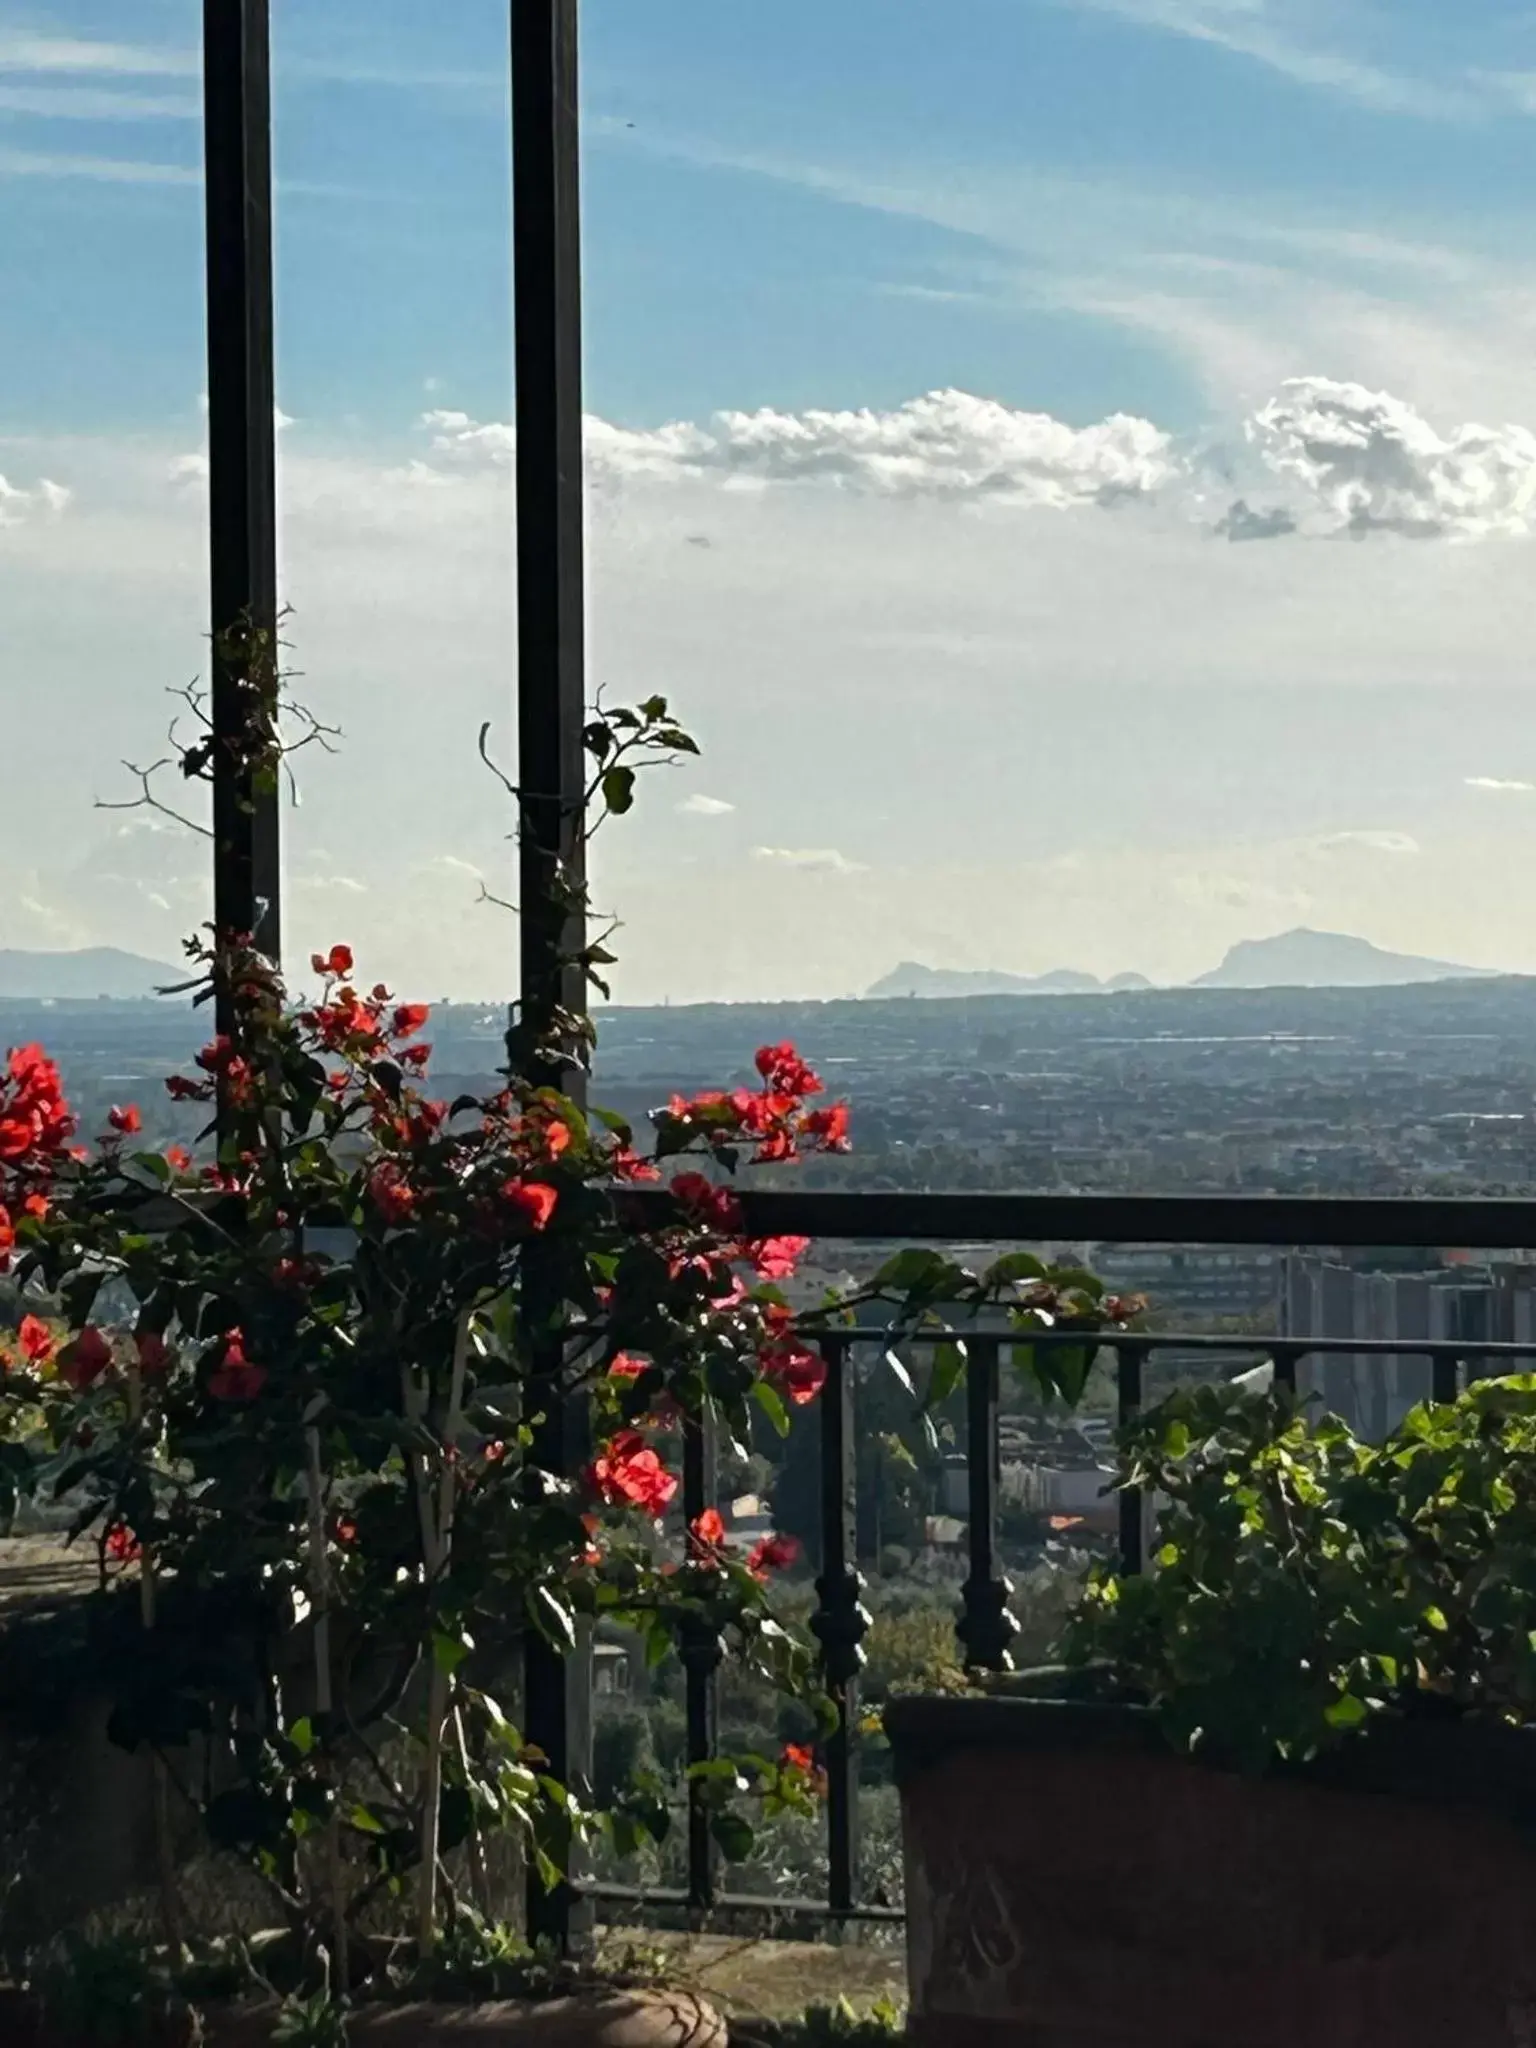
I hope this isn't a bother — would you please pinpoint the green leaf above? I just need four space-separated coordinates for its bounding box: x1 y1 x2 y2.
602 765 636 816
751 1377 790 1439
884 1349 918 1400
1423 1604 1449 1632
433 1631 472 1676
1051 1268 1107 1301
1048 1343 1097 1408
709 1810 755 1861
1324 1693 1369 1730
348 1803 387 1835
872 1248 956 1294
983 1251 1048 1288
130 1150 172 1184
288 1716 315 1757
533 1585 577 1653
927 1340 968 1409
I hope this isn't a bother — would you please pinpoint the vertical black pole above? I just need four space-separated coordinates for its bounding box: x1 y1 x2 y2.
512 0 587 1087
957 1337 1017 1671
681 1411 721 1913
809 1338 868 1917
512 0 590 1952
202 0 280 1013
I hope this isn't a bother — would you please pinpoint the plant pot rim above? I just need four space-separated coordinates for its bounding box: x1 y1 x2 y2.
884 1690 1536 1823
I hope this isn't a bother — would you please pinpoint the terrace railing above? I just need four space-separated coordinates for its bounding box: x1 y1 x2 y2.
575 1187 1536 1935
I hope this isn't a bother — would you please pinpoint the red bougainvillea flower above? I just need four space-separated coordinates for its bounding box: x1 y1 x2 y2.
502 1178 558 1232
208 1330 266 1402
608 1352 649 1380
762 1339 827 1407
333 1516 359 1547
165 1074 208 1103
18 1314 53 1365
755 1043 823 1098
0 1043 74 1171
781 1743 816 1776
311 944 354 978
609 1143 661 1183
669 1171 743 1233
689 1506 727 1556
368 1162 417 1226
746 1235 809 1282
801 1102 851 1151
107 1104 142 1137
61 1325 112 1391
748 1532 800 1580
586 1429 678 1515
103 1522 142 1565
164 1144 193 1173
134 1330 169 1378
390 1002 430 1040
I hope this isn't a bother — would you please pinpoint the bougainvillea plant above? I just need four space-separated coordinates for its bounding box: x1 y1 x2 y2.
0 690 1134 1998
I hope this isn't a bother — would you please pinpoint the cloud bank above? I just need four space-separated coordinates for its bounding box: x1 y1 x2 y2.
415 378 1536 545
0 473 70 526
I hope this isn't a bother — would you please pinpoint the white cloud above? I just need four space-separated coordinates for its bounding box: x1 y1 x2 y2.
0 473 70 526
1465 776 1535 793
752 846 868 875
0 145 197 185
677 793 735 816
1315 830 1421 856
424 391 1178 507
0 33 198 77
0 83 199 118
1053 0 1470 117
1246 379 1536 539
414 380 1536 546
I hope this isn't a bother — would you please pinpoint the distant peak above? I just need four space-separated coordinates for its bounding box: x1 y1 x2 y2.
0 946 181 1001
1193 929 1494 990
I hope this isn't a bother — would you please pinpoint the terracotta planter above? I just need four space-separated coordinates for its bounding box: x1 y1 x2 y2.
0 1990 725 2048
887 1694 1536 2048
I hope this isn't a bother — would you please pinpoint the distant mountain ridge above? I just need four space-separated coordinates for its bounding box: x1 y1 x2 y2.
0 948 180 1000
869 929 1496 999
1195 929 1494 989
867 962 1154 998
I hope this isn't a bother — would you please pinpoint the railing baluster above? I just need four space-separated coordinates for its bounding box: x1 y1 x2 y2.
809 1336 868 1917
958 1336 1018 1671
1117 1343 1147 1577
1433 1353 1460 1405
681 1409 721 1913
202 0 280 997
1271 1344 1301 1396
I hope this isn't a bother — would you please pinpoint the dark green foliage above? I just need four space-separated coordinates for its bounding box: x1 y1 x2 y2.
1066 1373 1536 1768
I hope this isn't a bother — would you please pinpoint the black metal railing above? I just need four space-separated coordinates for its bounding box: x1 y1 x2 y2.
575 1194 1536 1933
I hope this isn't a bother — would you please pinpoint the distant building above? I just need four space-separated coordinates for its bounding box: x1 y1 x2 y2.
1280 1254 1536 1438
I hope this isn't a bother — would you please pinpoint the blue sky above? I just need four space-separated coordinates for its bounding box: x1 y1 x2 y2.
9 0 1536 433
7 1 1536 998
